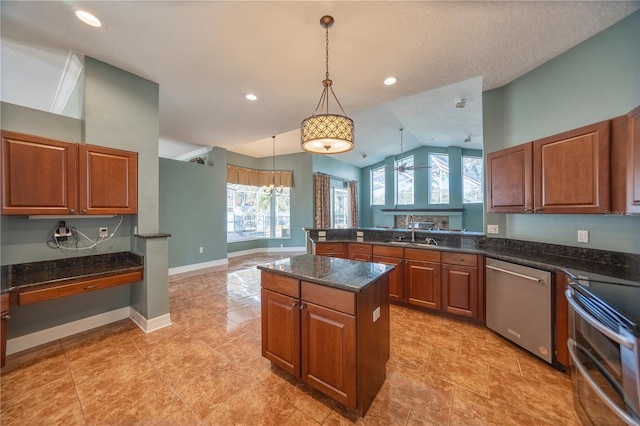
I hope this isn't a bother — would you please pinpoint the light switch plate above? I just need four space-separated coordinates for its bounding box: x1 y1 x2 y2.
487 224 499 234
578 230 589 243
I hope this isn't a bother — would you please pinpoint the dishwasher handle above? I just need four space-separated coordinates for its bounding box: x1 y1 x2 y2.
486 264 542 282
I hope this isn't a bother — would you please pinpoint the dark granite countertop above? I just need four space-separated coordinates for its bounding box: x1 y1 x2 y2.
307 229 640 284
1 252 144 294
257 254 394 292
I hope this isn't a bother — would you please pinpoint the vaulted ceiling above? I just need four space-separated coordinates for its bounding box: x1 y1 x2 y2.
2 1 638 167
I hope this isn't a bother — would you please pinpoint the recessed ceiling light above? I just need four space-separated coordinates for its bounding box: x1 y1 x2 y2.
245 94 258 101
75 10 102 28
383 77 397 86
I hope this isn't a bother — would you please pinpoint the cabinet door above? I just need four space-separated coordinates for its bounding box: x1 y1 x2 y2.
533 120 610 214
314 242 346 258
261 289 300 376
373 255 403 301
628 106 640 213
301 302 356 409
486 143 533 213
1 131 78 215
405 259 440 310
78 144 138 215
442 264 478 318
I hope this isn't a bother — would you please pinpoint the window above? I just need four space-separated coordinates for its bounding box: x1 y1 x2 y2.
227 183 290 242
396 155 414 205
429 153 449 204
371 166 385 205
462 156 483 203
331 186 350 228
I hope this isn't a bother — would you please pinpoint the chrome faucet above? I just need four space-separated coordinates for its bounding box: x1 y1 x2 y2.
425 237 438 246
406 214 415 241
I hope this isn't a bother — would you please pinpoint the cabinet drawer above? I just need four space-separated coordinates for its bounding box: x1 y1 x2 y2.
18 271 143 305
372 245 403 258
442 252 477 267
315 242 345 255
404 248 441 262
301 281 355 315
348 243 372 255
261 271 299 298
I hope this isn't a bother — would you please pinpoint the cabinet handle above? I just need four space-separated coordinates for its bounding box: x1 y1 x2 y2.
1 314 10 320
84 284 99 290
82 209 88 214
299 303 306 310
455 258 464 261
69 208 75 213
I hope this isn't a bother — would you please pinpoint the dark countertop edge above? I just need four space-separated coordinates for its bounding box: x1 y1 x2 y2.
257 261 394 293
303 227 484 236
307 238 640 282
2 265 144 294
135 233 172 239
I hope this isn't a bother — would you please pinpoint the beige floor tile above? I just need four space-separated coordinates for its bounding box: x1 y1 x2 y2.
0 375 85 426
60 318 136 360
204 380 297 425
426 351 490 398
0 341 68 404
459 335 521 374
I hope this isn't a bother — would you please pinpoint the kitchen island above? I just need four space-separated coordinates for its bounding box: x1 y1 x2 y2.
257 254 392 416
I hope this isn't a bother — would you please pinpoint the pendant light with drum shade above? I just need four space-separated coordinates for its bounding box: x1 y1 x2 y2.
301 15 354 154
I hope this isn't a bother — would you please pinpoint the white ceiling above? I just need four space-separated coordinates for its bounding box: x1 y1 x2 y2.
1 1 638 168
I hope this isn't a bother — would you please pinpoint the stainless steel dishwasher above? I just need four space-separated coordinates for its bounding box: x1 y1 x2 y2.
486 258 553 364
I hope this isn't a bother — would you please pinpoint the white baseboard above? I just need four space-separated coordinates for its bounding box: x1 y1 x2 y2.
228 246 306 258
129 308 172 333
168 258 228 275
6 306 131 355
6 307 172 356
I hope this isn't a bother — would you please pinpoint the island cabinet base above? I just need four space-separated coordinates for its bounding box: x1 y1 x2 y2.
261 269 390 417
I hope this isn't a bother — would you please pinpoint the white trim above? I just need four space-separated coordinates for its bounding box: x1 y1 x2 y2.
129 308 172 333
227 246 306 258
6 306 130 355
168 258 228 275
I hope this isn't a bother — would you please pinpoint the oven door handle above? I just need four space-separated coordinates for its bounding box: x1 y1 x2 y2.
566 289 635 350
568 338 640 426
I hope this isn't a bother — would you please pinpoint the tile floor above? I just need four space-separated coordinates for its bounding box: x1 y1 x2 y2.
0 252 581 425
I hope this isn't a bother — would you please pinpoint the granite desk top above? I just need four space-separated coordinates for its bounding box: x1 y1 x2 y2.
257 254 394 292
1 252 144 294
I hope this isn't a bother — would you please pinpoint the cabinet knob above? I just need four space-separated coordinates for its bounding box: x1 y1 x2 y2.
292 301 298 308
69 208 75 213
299 303 306 310
1 314 10 320
82 209 88 214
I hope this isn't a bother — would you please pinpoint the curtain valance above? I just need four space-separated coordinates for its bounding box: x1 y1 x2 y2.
227 165 294 188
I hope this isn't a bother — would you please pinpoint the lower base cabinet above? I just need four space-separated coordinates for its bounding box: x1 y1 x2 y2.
261 270 389 416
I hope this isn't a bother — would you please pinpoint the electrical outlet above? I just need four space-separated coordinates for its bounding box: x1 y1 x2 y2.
578 230 589 243
487 224 499 234
199 247 204 254
99 227 108 238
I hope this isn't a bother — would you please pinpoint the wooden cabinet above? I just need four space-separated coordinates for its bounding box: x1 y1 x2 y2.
348 243 372 262
314 242 346 258
260 270 389 415
486 120 611 214
533 120 610 214
404 248 441 310
441 253 481 318
612 106 640 214
372 245 404 302
1 130 138 215
1 293 9 368
486 143 533 213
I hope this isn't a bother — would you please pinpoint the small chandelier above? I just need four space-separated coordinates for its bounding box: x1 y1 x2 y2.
301 15 355 154
263 136 284 196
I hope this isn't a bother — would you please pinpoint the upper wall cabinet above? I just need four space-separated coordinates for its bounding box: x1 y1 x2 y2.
486 143 533 213
1 130 138 215
612 106 640 214
487 120 611 214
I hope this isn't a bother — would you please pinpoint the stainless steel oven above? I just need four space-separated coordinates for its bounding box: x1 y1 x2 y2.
566 270 640 426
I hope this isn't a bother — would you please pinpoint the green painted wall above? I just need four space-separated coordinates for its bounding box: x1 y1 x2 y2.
485 10 640 253
159 150 227 269
359 145 483 231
